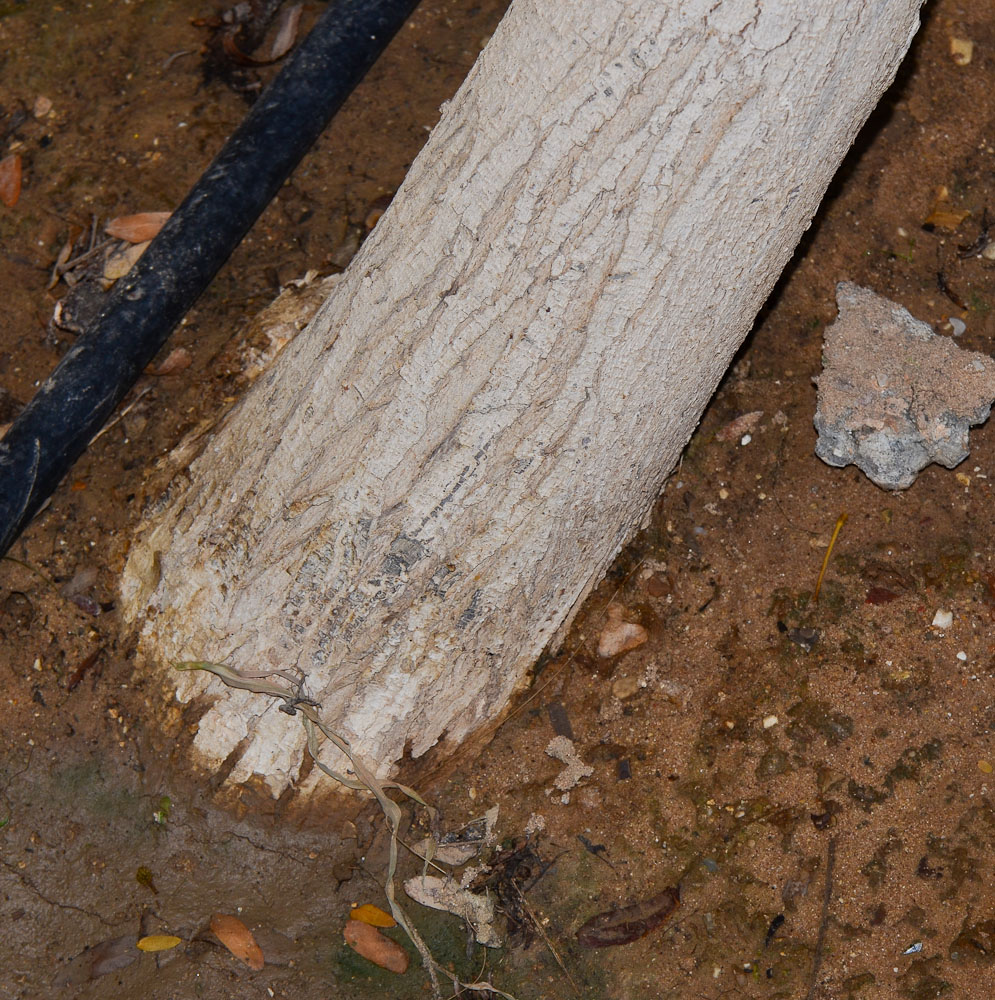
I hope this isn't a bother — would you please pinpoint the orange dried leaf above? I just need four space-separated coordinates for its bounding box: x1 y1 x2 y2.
137 934 181 952
0 154 22 208
210 913 264 970
923 206 970 230
150 347 192 375
105 211 171 243
349 903 396 928
343 921 409 974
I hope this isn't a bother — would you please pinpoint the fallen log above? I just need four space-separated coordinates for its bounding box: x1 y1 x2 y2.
121 0 923 796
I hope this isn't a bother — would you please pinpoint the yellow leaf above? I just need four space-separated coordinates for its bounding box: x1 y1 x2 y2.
137 934 181 952
350 903 396 928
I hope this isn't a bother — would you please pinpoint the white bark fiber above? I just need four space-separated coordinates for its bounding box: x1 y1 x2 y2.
122 0 922 795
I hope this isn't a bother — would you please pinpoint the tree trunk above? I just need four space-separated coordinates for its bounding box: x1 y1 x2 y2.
121 0 922 796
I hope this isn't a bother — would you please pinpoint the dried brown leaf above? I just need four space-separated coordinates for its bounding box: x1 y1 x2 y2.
150 347 192 376
343 920 409 974
0 154 22 208
715 409 764 442
210 913 264 970
576 886 680 947
53 935 138 987
924 206 970 230
105 211 171 243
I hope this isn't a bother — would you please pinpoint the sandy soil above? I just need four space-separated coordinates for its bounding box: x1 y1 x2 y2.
2 1 995 998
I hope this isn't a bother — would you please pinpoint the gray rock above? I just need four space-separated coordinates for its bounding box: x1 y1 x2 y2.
814 283 995 489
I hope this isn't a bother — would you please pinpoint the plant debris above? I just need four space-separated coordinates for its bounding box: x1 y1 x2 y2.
467 838 557 947
350 903 396 928
403 875 501 948
0 153 22 207
343 920 410 973
104 211 171 243
137 934 181 952
576 886 680 948
53 935 138 987
210 912 264 971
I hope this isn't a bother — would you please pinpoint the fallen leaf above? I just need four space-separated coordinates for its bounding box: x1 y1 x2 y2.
0 154 22 208
576 886 680 947
349 903 396 928
210 913 264 970
343 920 409 973
924 206 970 230
135 865 158 894
715 409 764 442
105 211 171 243
865 586 899 605
53 935 138 986
137 934 181 952
102 240 149 285
149 347 192 376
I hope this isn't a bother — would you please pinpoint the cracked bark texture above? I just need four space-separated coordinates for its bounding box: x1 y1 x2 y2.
121 0 923 795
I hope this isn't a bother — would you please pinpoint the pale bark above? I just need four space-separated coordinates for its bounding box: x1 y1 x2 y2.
121 0 922 796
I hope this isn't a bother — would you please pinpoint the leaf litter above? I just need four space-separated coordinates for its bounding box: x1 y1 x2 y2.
136 934 181 952
210 912 265 971
174 660 521 1000
575 885 681 948
343 919 409 974
350 902 396 927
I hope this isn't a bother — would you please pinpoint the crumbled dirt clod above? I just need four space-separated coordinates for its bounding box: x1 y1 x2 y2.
814 282 995 489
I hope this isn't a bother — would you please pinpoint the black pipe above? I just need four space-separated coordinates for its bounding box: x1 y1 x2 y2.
0 0 422 558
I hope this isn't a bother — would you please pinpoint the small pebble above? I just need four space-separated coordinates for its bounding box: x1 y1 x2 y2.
949 37 973 65
762 715 779 729
949 317 966 337
979 760 993 774
740 433 752 446
932 610 952 629
956 651 967 662
597 606 648 657
611 674 640 700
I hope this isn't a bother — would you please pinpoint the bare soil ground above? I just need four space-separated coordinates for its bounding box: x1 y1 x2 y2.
2 2 995 998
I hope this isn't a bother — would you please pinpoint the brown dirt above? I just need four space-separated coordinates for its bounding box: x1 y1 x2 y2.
2 2 995 999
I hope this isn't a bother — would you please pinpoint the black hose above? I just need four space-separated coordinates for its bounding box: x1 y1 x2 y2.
0 0 422 558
